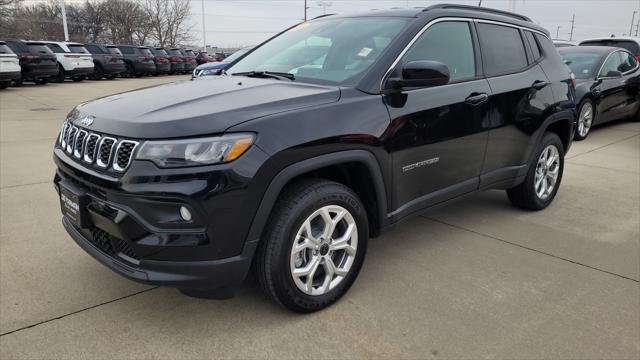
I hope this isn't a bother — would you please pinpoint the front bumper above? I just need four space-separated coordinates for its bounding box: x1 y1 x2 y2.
63 216 257 289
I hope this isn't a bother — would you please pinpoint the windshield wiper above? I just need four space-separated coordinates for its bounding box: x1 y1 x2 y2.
232 71 295 81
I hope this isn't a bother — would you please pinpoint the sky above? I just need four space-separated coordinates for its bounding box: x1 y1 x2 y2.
188 0 640 48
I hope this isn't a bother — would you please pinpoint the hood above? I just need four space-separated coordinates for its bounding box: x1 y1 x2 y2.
71 76 341 139
195 61 227 71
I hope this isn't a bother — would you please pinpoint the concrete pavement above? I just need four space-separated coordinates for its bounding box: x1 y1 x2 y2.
0 78 638 359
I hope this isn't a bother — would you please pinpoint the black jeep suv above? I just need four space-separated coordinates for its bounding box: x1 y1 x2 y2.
84 43 126 80
53 5 576 312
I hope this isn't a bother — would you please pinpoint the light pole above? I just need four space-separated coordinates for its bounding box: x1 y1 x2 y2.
630 11 638 38
556 25 560 39
201 0 206 51
60 0 69 41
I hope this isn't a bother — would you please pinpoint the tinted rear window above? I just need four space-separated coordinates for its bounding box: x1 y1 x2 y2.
580 40 640 55
68 45 89 53
139 48 153 56
27 44 53 54
477 23 528 76
168 49 182 55
524 31 542 61
152 48 168 55
107 47 123 55
185 50 195 56
45 43 66 53
119 46 134 54
0 44 13 54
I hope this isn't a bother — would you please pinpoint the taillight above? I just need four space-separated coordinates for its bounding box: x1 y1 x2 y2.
19 53 37 60
570 72 576 88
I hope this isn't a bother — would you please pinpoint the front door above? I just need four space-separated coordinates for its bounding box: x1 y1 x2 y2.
384 20 491 219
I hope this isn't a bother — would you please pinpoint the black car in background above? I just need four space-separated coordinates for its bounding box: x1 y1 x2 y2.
53 5 576 313
179 49 197 73
558 46 640 140
84 43 126 80
3 39 58 85
163 48 185 74
579 37 640 62
148 47 170 76
117 45 156 77
195 51 211 64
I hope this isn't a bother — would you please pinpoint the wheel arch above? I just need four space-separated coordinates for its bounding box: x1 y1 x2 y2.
245 150 389 244
543 111 575 153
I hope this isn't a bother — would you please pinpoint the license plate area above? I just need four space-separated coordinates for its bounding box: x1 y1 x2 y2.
59 181 91 228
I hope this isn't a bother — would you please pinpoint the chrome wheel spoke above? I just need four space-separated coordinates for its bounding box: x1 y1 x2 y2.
534 144 561 200
290 205 358 296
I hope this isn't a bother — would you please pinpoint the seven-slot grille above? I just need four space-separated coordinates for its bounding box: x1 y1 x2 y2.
58 121 139 173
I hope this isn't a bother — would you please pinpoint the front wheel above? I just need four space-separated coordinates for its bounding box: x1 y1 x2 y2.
574 99 594 140
507 132 564 210
255 179 368 313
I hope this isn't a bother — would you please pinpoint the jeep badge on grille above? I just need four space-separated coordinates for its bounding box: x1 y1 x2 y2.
79 116 94 126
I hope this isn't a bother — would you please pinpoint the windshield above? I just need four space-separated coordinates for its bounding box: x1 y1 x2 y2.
559 51 602 79
0 44 13 54
107 47 122 55
223 48 251 63
68 45 89 53
227 17 409 85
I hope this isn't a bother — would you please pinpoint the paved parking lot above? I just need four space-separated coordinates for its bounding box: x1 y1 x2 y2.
1 78 639 359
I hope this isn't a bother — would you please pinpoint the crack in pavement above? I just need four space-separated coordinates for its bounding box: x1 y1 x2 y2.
422 216 640 283
566 133 639 160
1 180 52 190
0 287 159 337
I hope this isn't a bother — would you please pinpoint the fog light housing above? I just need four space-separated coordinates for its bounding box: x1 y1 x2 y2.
179 206 192 222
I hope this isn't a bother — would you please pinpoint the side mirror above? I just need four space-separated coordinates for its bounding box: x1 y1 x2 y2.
602 70 622 78
387 60 450 89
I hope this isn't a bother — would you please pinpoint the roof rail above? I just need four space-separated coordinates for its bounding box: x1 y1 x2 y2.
424 4 532 22
311 13 335 20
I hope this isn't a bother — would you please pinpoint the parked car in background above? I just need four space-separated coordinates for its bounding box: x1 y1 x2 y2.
558 46 640 140
2 39 58 85
195 51 211 64
180 49 197 73
163 48 185 74
117 45 156 77
579 37 640 61
0 41 21 89
84 43 125 80
192 47 251 78
53 5 576 312
42 41 94 83
148 47 170 75
553 40 576 48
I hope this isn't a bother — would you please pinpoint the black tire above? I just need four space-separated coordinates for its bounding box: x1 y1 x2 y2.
72 76 84 82
124 63 134 78
13 77 23 87
33 78 48 85
254 179 368 313
574 99 594 141
105 74 116 80
0 81 9 89
507 132 565 210
632 104 640 122
54 64 65 83
91 64 104 80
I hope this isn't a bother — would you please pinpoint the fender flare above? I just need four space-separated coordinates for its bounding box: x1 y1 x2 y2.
245 150 389 242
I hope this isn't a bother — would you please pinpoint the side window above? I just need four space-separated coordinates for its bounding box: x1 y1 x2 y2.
477 23 528 76
402 21 476 82
85 45 99 54
119 47 133 55
524 31 542 61
599 52 623 77
618 52 638 73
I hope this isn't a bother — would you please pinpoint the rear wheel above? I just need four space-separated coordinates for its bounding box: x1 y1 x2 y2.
124 63 134 78
54 64 65 83
13 77 23 87
507 132 564 210
91 64 104 80
574 99 594 140
255 179 368 313
0 81 9 89
72 76 84 82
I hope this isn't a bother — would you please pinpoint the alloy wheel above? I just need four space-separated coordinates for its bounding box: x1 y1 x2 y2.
290 205 358 296
534 144 560 200
577 102 593 137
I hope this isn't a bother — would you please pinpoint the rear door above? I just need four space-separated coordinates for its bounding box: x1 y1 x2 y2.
477 22 556 186
386 19 491 216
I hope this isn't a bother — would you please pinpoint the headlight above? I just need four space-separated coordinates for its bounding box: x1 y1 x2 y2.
136 133 254 168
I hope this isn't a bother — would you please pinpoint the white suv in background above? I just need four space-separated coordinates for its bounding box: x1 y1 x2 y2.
0 41 21 89
42 41 94 83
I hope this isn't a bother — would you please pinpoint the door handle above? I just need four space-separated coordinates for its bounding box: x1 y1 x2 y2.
532 80 549 90
465 92 489 106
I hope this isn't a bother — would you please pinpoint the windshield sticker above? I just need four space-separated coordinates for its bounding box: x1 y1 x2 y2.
357 47 373 57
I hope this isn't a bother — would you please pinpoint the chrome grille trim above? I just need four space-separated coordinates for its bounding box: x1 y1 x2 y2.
83 133 101 163
66 126 78 154
112 140 139 172
96 136 117 168
60 122 71 148
73 130 88 158
59 122 68 145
